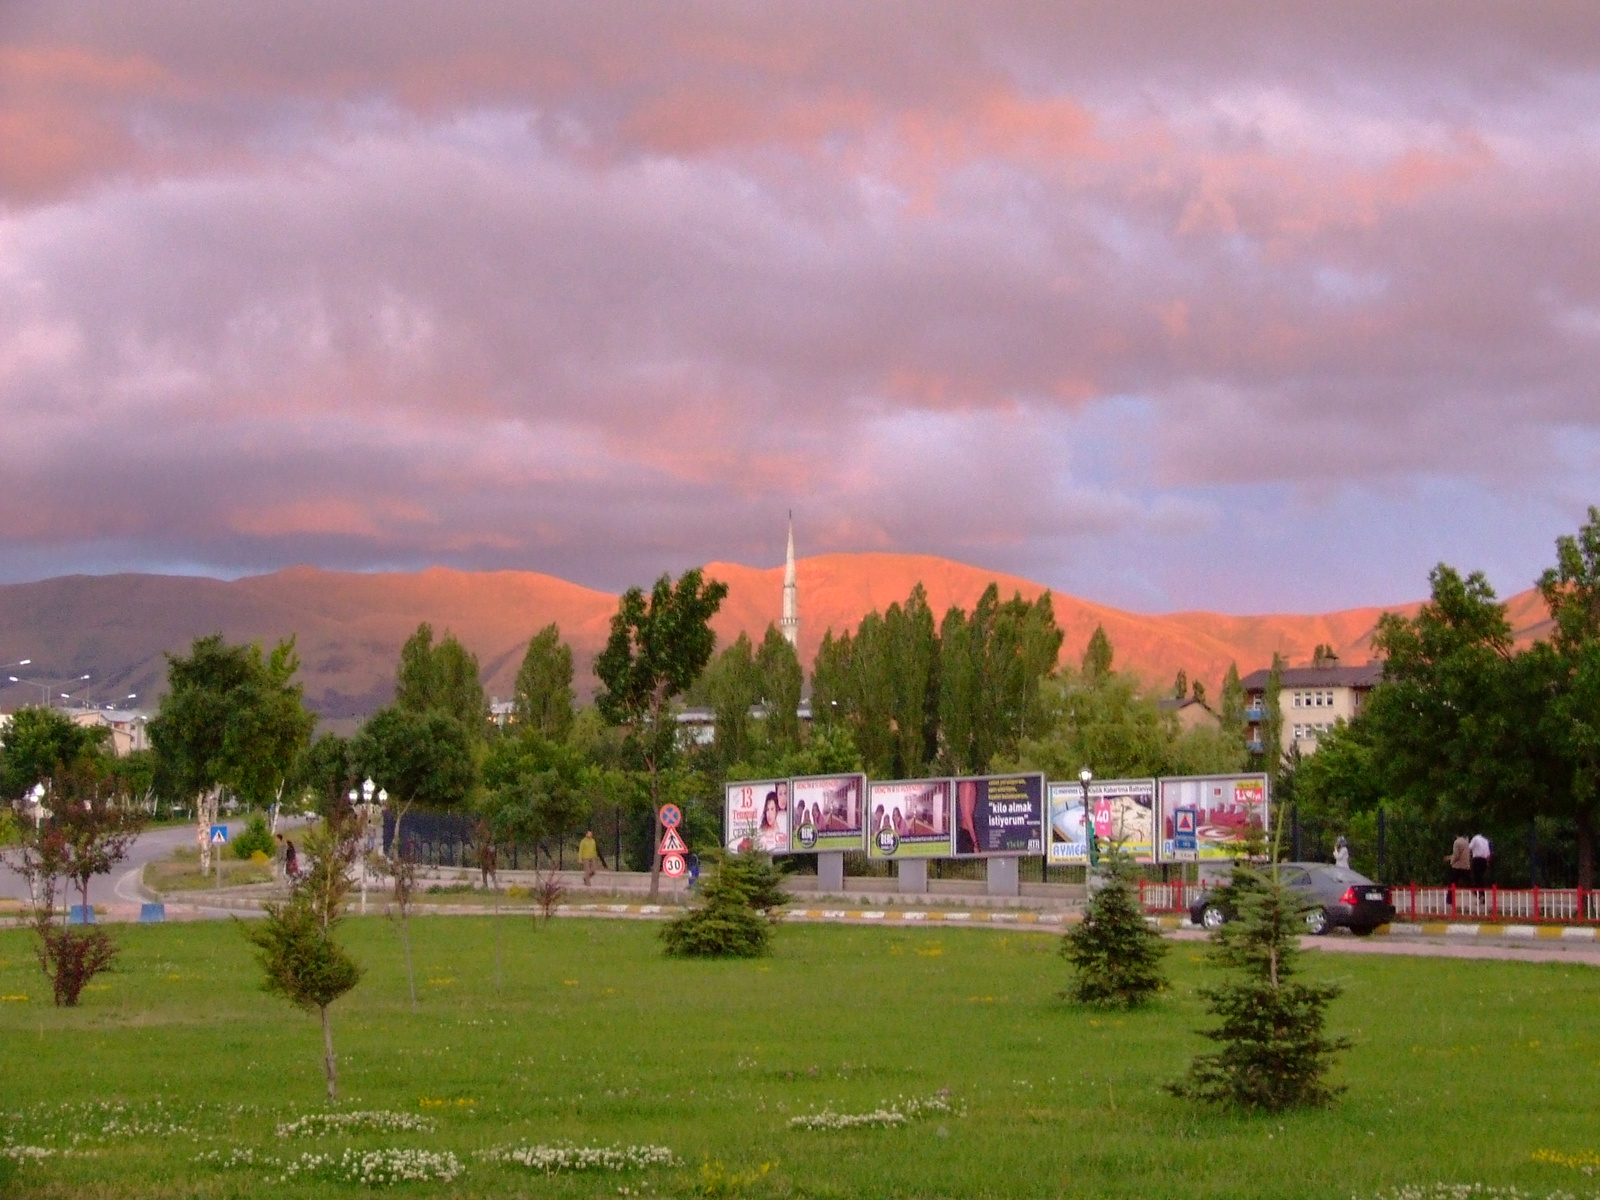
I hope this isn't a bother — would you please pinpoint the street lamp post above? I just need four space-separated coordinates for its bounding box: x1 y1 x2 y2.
349 778 379 913
1078 766 1098 893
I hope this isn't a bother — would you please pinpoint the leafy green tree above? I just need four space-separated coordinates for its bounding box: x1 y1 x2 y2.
698 633 763 764
1169 861 1350 1111
595 568 728 899
241 811 363 1099
1256 653 1286 782
513 623 575 741
292 733 357 816
351 707 478 860
1081 624 1115 683
1061 843 1168 1008
939 587 1063 773
1014 670 1174 781
1536 505 1600 887
1219 662 1247 749
755 626 803 751
480 729 592 854
0 706 109 799
395 623 487 736
149 636 314 871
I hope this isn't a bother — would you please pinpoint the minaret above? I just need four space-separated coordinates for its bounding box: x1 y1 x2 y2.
780 512 800 648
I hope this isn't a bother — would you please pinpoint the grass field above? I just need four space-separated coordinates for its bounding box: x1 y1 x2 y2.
2 916 1599 1199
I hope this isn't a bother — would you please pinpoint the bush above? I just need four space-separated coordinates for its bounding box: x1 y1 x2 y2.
1168 863 1351 1111
717 851 789 913
36 925 119 1007
232 813 276 861
659 856 772 958
1060 846 1167 1008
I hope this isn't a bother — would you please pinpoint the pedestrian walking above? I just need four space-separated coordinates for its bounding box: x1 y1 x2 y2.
1469 831 1492 889
578 829 601 886
1333 835 1350 869
1447 834 1471 889
283 838 299 880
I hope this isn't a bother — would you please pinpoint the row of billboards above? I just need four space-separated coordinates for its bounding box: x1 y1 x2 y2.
725 772 1269 864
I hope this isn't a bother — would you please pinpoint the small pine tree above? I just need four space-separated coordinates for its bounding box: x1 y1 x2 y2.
659 853 773 958
1061 844 1168 1008
241 812 364 1098
1168 860 1351 1111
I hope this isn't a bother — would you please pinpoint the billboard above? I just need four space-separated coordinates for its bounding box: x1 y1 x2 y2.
1046 781 1090 863
1086 778 1159 863
789 773 867 852
1158 774 1270 862
724 779 790 854
866 779 953 859
952 774 1044 856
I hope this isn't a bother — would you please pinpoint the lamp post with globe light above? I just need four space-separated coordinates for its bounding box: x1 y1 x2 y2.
1078 766 1101 895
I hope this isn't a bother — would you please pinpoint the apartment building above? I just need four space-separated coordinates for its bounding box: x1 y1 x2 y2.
1239 660 1383 757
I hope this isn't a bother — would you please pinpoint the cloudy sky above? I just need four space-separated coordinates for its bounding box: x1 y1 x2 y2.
2 2 1598 612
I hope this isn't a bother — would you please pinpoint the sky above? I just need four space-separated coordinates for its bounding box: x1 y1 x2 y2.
2 1 1598 614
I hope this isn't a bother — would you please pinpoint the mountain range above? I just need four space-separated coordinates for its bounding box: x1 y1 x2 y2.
0 555 1552 726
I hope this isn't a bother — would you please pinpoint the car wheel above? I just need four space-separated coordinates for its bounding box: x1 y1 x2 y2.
1350 924 1376 938
1304 906 1331 936
1201 905 1227 930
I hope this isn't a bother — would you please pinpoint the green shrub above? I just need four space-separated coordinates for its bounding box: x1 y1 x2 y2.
232 813 276 861
660 856 772 958
1061 845 1167 1008
716 851 789 913
1168 863 1350 1111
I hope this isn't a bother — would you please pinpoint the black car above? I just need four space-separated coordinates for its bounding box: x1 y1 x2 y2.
1187 863 1395 936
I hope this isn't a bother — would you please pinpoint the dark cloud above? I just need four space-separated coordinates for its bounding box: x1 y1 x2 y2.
2 1 1599 608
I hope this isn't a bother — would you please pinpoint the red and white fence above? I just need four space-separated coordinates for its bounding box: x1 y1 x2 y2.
1138 879 1600 924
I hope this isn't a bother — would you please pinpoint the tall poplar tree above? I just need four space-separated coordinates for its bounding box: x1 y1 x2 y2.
595 569 728 900
513 623 575 741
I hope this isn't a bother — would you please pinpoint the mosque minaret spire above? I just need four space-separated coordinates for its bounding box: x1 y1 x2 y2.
780 512 800 649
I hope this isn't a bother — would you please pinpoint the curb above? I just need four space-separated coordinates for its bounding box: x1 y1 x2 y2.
555 903 1070 926
1149 914 1600 940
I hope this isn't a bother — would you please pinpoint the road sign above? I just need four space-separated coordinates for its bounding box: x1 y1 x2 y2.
209 825 229 845
659 827 688 855
1173 806 1198 859
662 852 687 877
659 803 682 829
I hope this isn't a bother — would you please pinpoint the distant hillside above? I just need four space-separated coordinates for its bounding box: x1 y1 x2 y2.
0 556 1551 723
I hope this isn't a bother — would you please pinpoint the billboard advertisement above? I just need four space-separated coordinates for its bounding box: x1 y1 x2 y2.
952 774 1044 856
1158 774 1270 862
725 779 790 854
866 779 953 859
789 773 867 852
1046 781 1090 863
1087 778 1159 863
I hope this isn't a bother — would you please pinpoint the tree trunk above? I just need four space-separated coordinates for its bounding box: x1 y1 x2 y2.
320 1005 338 1100
1577 808 1595 892
401 916 417 1012
647 753 661 901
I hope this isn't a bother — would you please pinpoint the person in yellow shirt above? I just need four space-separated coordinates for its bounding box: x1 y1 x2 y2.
578 830 601 886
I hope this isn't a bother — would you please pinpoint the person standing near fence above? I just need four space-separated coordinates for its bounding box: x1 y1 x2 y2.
579 829 600 886
1469 831 1492 889
1447 835 1470 891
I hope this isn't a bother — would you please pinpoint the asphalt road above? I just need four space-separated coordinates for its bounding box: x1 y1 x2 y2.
0 819 245 906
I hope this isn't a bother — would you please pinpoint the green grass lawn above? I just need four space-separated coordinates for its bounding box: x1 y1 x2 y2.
2 916 1598 1199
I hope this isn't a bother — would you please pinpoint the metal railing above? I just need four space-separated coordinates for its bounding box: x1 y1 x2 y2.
1139 879 1600 924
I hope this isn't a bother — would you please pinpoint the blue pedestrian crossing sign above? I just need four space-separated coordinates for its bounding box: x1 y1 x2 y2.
209 825 229 845
1172 807 1197 860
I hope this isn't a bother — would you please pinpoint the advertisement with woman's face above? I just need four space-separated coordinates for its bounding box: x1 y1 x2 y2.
866 779 953 858
725 780 787 853
790 774 866 852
